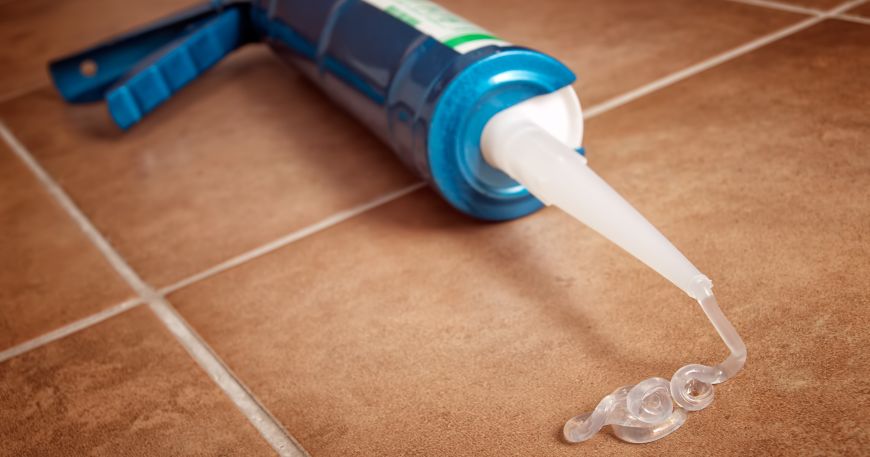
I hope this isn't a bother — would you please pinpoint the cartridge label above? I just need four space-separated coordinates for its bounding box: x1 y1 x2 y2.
364 0 509 53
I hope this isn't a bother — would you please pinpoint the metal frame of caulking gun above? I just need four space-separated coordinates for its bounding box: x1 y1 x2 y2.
48 0 579 222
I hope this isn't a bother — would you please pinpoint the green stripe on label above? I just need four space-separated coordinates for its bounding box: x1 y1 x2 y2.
443 33 498 48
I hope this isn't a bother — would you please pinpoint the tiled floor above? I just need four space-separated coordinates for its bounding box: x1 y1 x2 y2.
1 1 868 456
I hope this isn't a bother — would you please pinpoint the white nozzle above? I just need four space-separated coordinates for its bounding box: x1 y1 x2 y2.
481 88 746 444
482 89 703 299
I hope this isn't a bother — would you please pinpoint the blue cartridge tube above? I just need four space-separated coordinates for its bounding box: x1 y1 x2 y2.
49 0 578 221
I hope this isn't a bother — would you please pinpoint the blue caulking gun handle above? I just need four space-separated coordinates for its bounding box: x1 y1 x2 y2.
49 1 256 129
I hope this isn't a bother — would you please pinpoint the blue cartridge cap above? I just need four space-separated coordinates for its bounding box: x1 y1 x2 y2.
425 48 576 221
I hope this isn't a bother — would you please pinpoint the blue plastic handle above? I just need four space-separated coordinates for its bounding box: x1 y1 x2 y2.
49 2 254 129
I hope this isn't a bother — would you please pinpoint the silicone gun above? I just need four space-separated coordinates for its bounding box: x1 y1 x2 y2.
49 0 746 444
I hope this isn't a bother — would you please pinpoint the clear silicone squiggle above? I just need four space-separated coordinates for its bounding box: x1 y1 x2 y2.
563 276 746 444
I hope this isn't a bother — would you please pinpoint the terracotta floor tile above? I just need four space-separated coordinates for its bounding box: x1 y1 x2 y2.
0 142 131 351
169 20 870 457
0 306 275 457
0 0 198 101
439 0 802 106
847 2 870 16
0 47 418 287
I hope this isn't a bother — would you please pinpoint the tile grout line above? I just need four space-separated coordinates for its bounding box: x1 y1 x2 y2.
0 121 308 457
145 296 311 457
723 0 869 18
728 0 870 25
721 0 824 15
159 181 426 295
583 0 867 120
839 0 869 10
0 297 143 363
835 12 870 24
